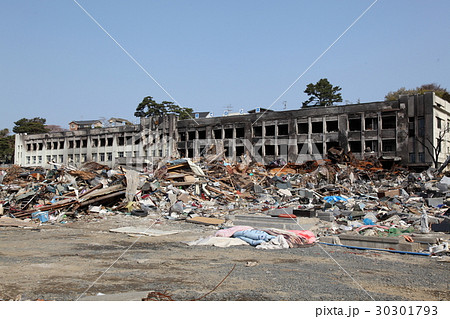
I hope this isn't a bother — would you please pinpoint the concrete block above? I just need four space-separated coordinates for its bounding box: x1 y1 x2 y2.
338 234 421 252
317 211 334 222
426 197 444 207
431 218 450 233
293 209 316 218
269 207 293 216
231 214 305 230
377 189 401 198
320 236 341 245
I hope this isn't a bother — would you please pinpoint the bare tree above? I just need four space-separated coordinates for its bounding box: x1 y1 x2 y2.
417 124 450 168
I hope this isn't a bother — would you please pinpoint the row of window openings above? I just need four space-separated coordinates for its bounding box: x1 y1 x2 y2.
178 140 395 158
178 117 396 141
25 151 142 164
26 136 144 151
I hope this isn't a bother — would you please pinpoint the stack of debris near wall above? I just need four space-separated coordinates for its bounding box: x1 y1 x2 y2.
0 150 449 254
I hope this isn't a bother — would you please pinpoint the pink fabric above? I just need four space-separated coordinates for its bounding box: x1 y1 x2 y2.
215 226 254 237
286 230 316 244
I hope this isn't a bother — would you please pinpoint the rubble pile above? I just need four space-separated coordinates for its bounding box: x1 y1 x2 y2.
0 149 449 254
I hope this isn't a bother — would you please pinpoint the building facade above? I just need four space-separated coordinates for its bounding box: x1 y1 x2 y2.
14 92 450 170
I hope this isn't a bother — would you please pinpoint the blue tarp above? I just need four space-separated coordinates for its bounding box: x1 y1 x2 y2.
323 196 348 204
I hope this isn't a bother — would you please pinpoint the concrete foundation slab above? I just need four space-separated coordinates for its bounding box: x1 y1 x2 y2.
338 234 422 252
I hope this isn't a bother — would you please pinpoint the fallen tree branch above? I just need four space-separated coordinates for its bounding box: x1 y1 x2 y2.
191 264 236 301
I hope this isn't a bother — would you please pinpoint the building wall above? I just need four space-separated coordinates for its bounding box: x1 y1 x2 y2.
14 93 448 169
176 99 406 164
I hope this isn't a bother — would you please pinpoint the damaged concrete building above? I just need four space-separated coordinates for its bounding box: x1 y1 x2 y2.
14 92 450 170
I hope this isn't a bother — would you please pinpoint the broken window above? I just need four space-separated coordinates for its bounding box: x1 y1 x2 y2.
59 141 64 149
235 146 245 156
100 153 105 161
81 154 87 162
187 148 194 158
409 153 416 163
418 117 425 137
349 141 362 153
46 155 51 163
46 142 51 150
197 130 206 140
203 146 212 156
297 143 308 154
38 143 43 151
349 119 361 131
107 138 113 146
382 139 396 152
75 140 81 148
74 154 80 163
326 141 340 151
312 142 323 154
418 152 425 163
253 126 262 137
225 128 233 138
277 124 289 136
33 143 37 151
179 131 186 141
365 118 378 130
254 145 263 157
100 138 106 147
69 140 74 148
278 144 288 156
177 149 186 157
126 136 133 145
365 140 378 152
107 152 112 161
92 139 98 147
27 144 31 151
326 120 338 132
224 146 230 157
82 139 88 148
265 144 275 155
311 122 323 133
408 117 415 136
297 122 308 134
235 127 245 138
265 125 275 136
53 141 58 149
188 131 196 140
382 115 396 129
118 136 125 146
213 129 222 139
436 117 443 129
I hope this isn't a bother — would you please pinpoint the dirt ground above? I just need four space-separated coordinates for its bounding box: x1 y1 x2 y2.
0 213 449 301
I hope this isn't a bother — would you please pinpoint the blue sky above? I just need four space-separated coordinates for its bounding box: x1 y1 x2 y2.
1 0 449 131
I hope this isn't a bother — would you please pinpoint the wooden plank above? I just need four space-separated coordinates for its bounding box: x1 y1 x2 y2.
186 216 225 225
166 163 188 170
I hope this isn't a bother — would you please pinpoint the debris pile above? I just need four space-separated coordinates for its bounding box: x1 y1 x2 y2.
0 149 449 254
